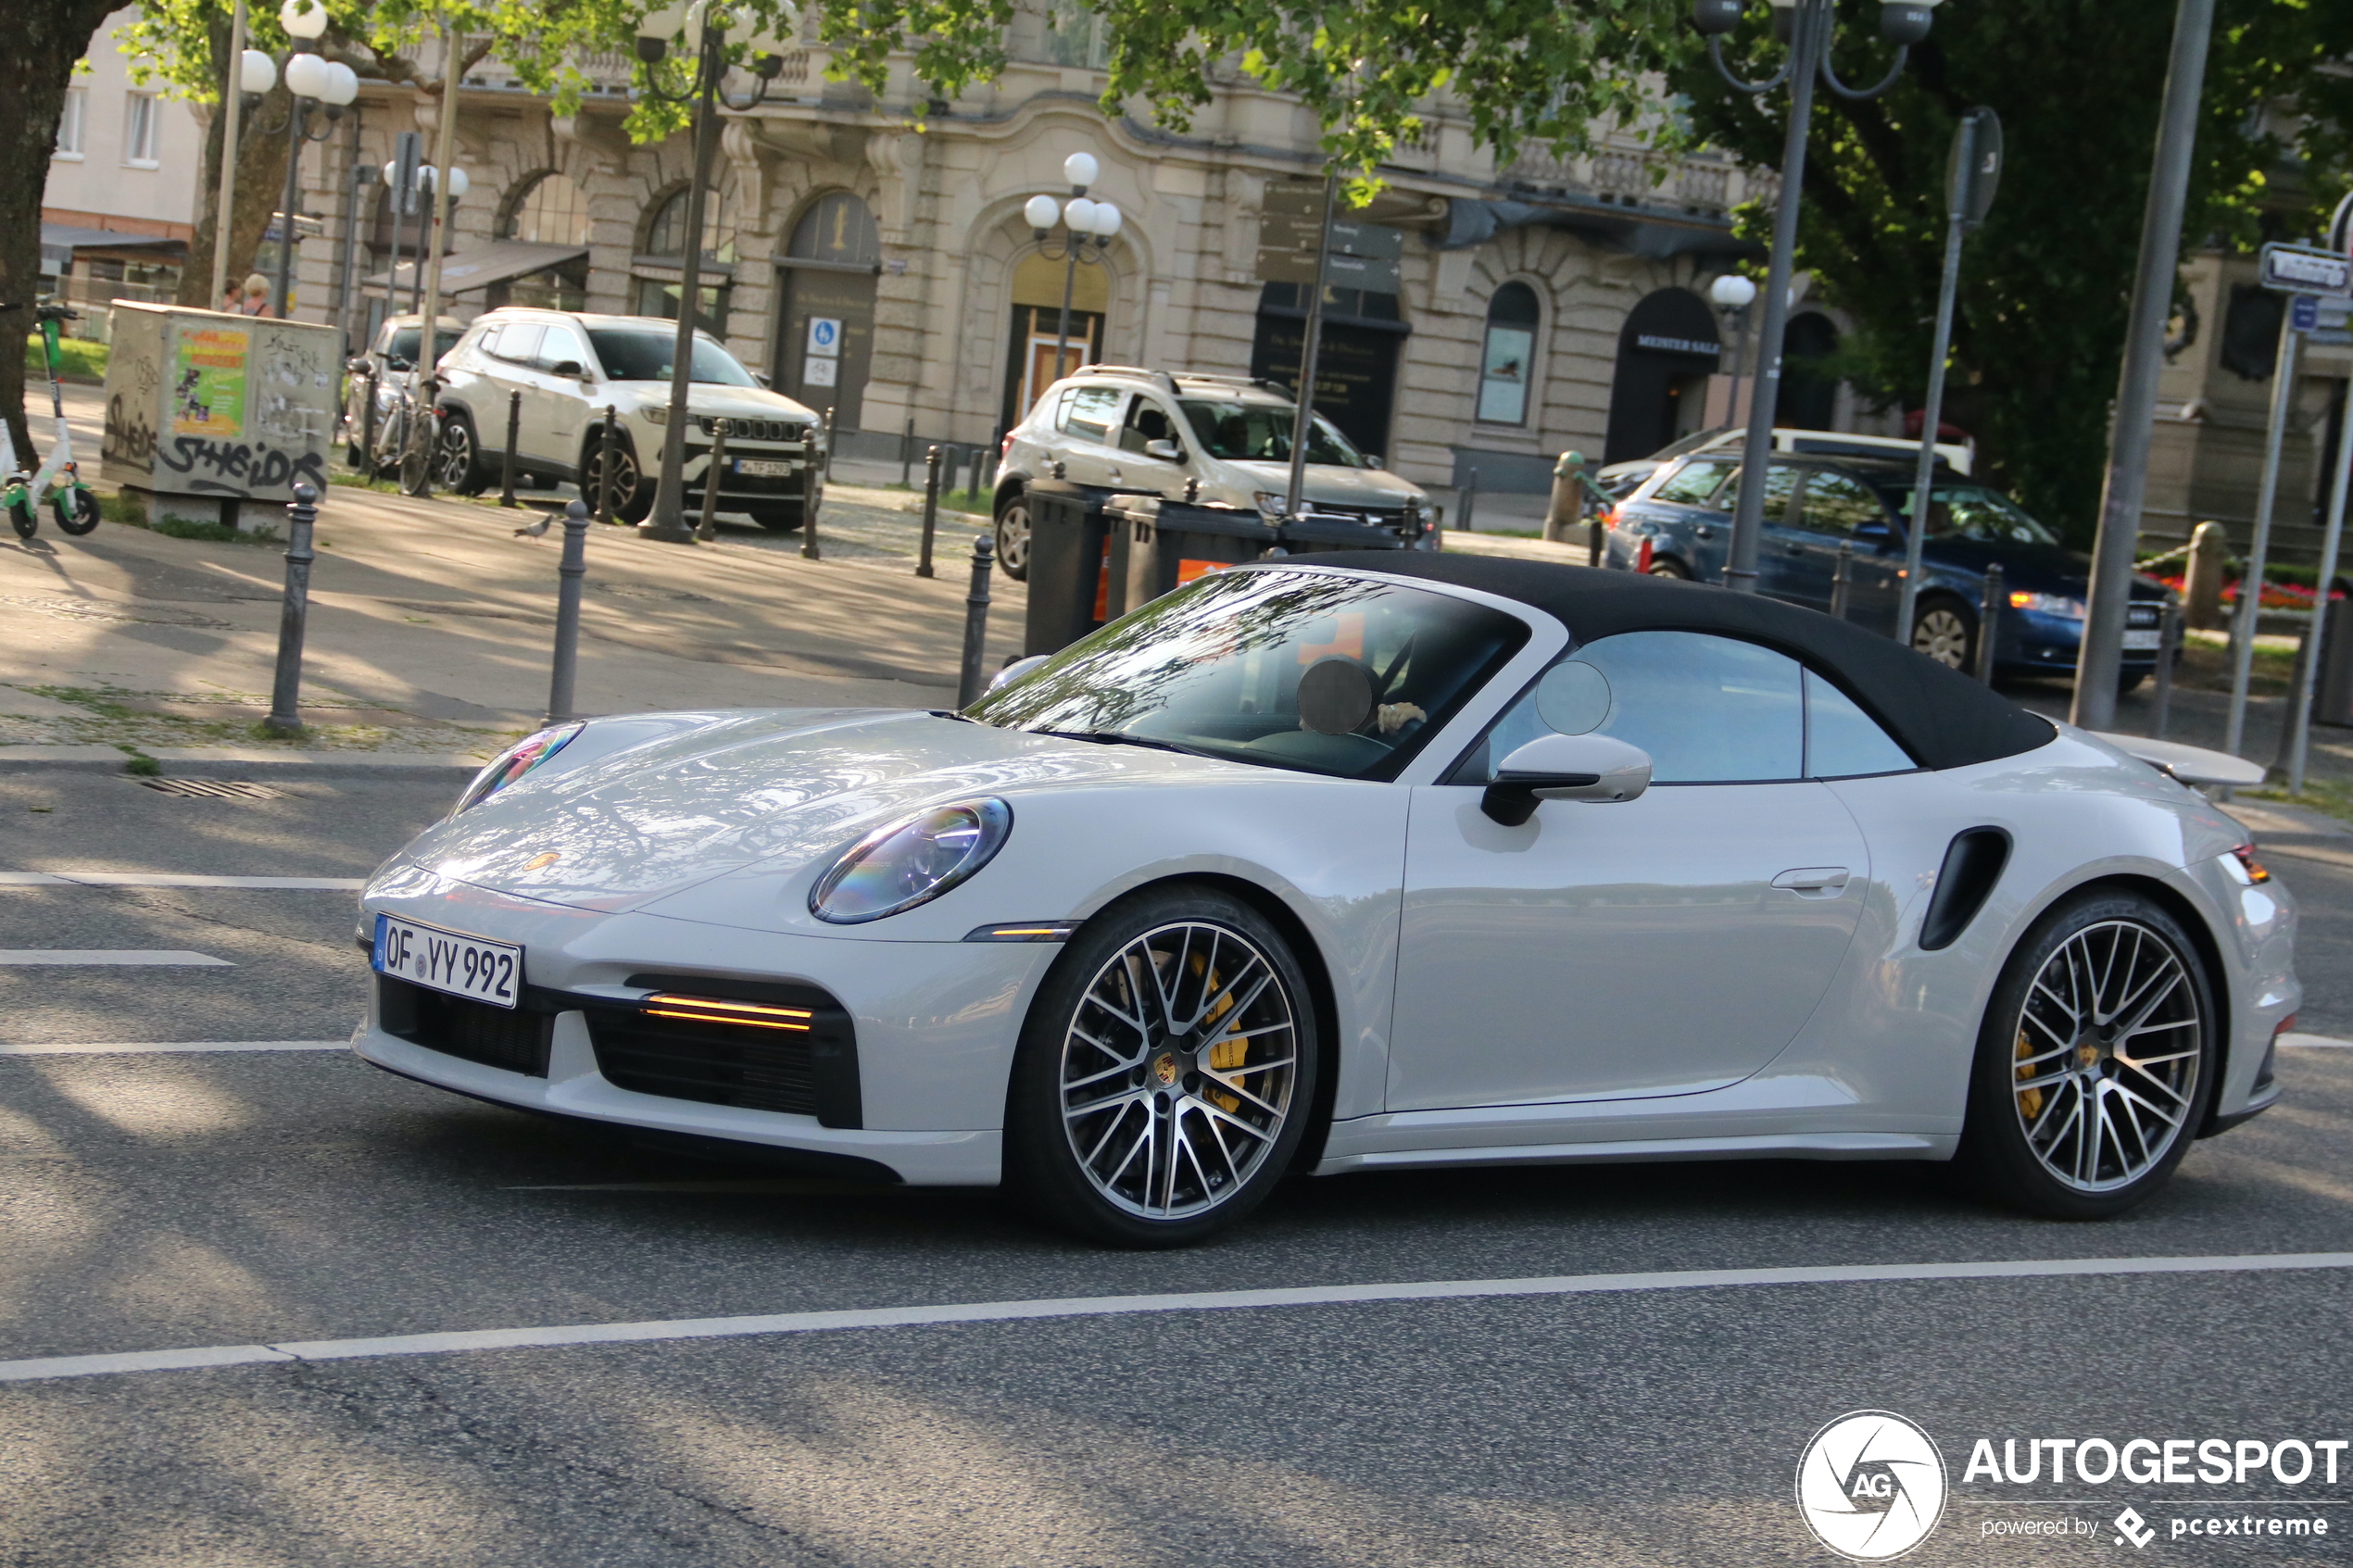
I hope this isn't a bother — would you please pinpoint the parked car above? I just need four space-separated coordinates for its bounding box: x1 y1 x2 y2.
993 367 1433 579
1602 452 2171 690
342 313 464 467
1594 424 1976 500
432 308 824 531
355 552 2291 1246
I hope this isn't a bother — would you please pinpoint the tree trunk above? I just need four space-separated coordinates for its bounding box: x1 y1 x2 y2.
2 0 123 466
178 15 295 314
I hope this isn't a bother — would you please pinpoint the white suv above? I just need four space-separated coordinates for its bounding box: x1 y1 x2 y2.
433 308 824 531
992 368 1432 579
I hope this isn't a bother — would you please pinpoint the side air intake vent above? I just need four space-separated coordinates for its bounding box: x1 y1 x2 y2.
1920 827 2011 951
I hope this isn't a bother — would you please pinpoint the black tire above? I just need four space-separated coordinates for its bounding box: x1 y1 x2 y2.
8 495 36 540
1004 884 1320 1247
994 493 1032 582
54 486 100 535
1644 556 1691 580
581 431 652 523
434 411 487 495
1910 597 1976 671
1956 887 2219 1220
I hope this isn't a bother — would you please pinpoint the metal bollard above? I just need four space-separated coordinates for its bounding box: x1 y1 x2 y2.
1830 541 1853 621
697 418 729 542
916 444 941 579
1979 563 2005 685
1588 505 1604 569
594 406 619 526
260 483 321 736
900 418 915 488
499 389 522 507
800 418 823 560
955 533 996 709
1459 467 1479 534
2153 599 2182 739
547 500 591 725
823 404 838 483
357 361 380 476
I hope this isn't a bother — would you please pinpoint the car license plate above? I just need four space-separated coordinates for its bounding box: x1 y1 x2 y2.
735 458 795 477
2122 629 2162 651
372 913 522 1010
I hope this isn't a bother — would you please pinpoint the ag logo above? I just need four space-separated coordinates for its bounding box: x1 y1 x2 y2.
1795 1411 1947 1561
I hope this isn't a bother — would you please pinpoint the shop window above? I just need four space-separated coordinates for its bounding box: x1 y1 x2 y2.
1478 282 1541 426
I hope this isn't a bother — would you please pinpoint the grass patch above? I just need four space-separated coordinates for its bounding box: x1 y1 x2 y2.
2246 778 2353 828
99 488 280 544
26 333 107 383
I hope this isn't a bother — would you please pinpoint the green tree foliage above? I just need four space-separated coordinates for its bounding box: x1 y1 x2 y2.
1676 0 2353 546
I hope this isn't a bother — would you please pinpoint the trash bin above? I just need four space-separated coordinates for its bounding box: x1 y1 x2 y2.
1020 478 1117 657
1106 495 1282 616
2316 596 2353 727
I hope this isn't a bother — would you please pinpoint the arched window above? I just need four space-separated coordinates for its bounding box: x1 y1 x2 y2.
1777 311 1841 431
1478 282 1541 425
635 183 735 335
499 171 590 247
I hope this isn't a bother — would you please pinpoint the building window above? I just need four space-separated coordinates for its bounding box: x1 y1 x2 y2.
500 170 591 247
55 88 85 159
635 184 733 336
1038 0 1111 69
1478 282 1541 426
122 91 160 167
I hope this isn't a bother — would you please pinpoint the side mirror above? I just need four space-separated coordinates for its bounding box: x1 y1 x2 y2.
1480 733 1652 825
1144 438 1182 462
549 359 583 378
986 654 1051 696
1365 453 1385 470
386 356 412 372
752 371 773 389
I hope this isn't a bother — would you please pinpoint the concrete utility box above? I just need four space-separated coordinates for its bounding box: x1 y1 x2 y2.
101 303 341 528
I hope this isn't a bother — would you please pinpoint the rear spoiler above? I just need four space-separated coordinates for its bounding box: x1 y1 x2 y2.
2087 732 2265 789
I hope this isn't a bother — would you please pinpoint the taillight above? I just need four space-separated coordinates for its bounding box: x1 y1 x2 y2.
1000 433 1013 458
1604 504 1623 530
2232 844 2272 884
1636 535 1654 573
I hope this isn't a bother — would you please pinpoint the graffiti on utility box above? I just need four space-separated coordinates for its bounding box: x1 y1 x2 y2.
102 303 339 504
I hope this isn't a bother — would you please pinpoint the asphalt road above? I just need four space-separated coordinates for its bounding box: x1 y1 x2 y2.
3 770 2351 1566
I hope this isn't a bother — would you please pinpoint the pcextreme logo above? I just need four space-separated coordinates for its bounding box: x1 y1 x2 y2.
1796 1411 1950 1562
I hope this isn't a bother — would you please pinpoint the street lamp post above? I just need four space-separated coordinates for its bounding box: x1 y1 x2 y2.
248 0 359 321
1709 272 1757 427
1692 0 1938 593
632 0 789 544
1024 155 1123 404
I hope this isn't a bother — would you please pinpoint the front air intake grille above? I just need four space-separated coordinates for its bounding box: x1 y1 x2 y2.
377 974 552 1076
584 974 861 1128
695 415 805 445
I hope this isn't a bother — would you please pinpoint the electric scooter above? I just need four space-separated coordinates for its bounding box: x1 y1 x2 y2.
4 301 101 540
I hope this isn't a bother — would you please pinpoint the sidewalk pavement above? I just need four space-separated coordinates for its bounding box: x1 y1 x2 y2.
12 388 1026 771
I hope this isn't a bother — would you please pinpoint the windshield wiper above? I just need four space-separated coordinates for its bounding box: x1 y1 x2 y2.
1026 728 1222 759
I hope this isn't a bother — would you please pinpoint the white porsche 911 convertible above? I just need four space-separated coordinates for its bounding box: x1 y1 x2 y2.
356 554 2296 1246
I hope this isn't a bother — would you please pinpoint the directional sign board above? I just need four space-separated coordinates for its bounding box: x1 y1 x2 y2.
2259 242 2353 298
1255 183 1403 292
2293 295 2321 333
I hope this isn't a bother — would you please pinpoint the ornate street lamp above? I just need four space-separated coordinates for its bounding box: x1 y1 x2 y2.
1708 271 1757 427
1024 153 1123 401
1693 0 1938 593
632 0 790 543
245 0 359 320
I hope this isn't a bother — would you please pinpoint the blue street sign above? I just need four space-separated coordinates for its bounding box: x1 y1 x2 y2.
2293 295 2321 333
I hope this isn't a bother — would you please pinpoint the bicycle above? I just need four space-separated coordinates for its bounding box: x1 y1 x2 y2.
3 301 100 540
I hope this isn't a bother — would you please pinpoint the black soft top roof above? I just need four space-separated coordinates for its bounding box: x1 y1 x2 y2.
1281 551 2057 772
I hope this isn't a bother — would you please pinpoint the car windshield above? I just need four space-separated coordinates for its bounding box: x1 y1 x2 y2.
968 567 1529 780
1644 425 1735 461
585 329 759 386
384 327 461 366
1177 399 1368 468
1889 483 2061 546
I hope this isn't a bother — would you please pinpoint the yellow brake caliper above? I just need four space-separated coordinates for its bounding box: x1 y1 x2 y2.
2015 1029 2043 1122
1193 952 1244 1111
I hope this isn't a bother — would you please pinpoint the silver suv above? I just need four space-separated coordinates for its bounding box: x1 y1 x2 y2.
992 368 1432 579
432 308 824 531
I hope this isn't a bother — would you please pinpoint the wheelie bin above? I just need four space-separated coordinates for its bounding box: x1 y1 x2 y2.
1020 478 1119 657
1105 495 1283 617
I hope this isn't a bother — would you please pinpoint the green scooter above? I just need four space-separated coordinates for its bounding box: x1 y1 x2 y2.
5 301 101 540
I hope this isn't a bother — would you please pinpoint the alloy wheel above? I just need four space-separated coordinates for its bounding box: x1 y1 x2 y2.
996 502 1031 575
1913 606 1971 669
585 443 640 514
2007 918 2203 1193
434 421 475 490
1057 920 1299 1220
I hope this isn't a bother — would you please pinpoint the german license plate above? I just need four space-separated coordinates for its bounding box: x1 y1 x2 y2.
372 913 522 1009
2122 629 2162 651
736 458 795 477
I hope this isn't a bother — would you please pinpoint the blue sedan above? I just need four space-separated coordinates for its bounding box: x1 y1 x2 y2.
1598 453 2171 690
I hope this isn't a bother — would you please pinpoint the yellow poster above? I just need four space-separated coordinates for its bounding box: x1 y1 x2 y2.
172 326 249 436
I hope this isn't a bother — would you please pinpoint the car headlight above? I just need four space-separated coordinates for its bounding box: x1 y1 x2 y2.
1254 491 1287 518
453 722 584 814
2007 591 2085 618
638 403 668 425
810 798 1012 924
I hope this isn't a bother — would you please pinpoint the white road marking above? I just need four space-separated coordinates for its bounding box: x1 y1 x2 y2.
0 872 364 890
507 1180 894 1194
2 1250 2347 1386
0 1040 347 1057
2280 1033 2353 1048
0 950 231 966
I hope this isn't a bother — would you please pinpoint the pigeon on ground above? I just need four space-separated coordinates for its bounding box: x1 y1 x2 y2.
513 510 552 537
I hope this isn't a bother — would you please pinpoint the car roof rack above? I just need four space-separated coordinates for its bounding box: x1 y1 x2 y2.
1073 364 1181 397
1172 372 1296 398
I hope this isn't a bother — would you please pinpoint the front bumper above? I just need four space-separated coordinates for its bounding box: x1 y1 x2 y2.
354 874 1054 1185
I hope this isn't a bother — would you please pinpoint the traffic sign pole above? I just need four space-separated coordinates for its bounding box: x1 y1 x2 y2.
2223 304 2307 759
1282 169 1341 523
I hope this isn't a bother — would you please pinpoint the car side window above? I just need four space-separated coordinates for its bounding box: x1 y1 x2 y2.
1454 630 1805 784
535 325 587 374
495 322 544 366
1804 670 1915 777
1716 462 1803 523
1652 458 1737 507
1060 386 1125 441
1118 397 1180 455
1799 470 1891 538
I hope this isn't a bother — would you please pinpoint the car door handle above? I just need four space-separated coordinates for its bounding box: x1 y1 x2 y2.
1694 525 1715 540
1772 867 1851 897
